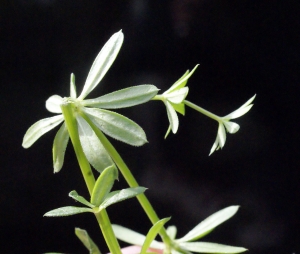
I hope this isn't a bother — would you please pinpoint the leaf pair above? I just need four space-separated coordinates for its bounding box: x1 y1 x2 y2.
44 166 146 217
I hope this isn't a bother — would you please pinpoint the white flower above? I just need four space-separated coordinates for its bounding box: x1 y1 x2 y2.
154 65 199 138
22 31 159 172
209 94 256 155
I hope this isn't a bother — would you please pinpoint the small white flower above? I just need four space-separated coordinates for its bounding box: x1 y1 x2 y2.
154 65 199 138
209 94 256 155
22 31 159 172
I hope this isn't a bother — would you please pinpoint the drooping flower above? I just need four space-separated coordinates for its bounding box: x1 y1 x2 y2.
22 31 159 172
112 206 247 254
209 94 256 155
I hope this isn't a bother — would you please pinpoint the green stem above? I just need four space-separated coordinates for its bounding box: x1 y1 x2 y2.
184 100 221 121
61 102 121 254
60 102 95 194
80 111 172 246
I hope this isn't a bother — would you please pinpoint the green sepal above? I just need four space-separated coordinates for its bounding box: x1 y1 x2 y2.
99 187 147 211
69 190 94 208
75 228 102 254
84 108 148 146
44 206 93 217
140 217 171 254
90 165 118 206
166 65 199 94
179 242 247 253
171 102 185 115
164 125 172 139
82 85 159 109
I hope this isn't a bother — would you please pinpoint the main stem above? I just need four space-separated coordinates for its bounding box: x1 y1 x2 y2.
80 112 172 246
61 102 122 254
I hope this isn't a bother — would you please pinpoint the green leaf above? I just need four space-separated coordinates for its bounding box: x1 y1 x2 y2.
78 31 124 100
179 242 247 253
141 217 170 254
69 190 94 208
91 165 118 206
99 187 146 210
82 85 159 109
77 115 114 172
75 228 102 254
22 115 64 148
53 123 69 173
177 206 239 243
84 108 147 146
112 225 163 249
44 206 93 217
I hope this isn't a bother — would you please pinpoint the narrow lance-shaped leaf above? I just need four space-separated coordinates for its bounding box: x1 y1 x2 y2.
83 108 148 146
69 190 94 208
177 206 239 243
91 165 118 206
179 242 247 254
78 31 124 100
44 206 93 217
77 115 114 172
53 123 69 173
83 85 159 109
140 217 171 254
99 187 147 210
75 228 102 254
22 115 64 148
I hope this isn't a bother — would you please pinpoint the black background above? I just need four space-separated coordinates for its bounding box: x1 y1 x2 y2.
1 1 299 253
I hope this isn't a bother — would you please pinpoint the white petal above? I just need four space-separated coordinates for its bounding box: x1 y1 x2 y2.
164 87 189 104
76 115 114 172
225 104 254 119
112 225 163 250
224 94 256 119
166 225 177 240
78 31 124 100
209 137 219 156
46 95 63 113
70 73 77 99
217 123 226 148
165 101 179 134
53 123 69 173
223 121 240 134
22 115 64 148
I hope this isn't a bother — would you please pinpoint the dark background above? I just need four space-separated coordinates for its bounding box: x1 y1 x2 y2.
1 1 299 253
